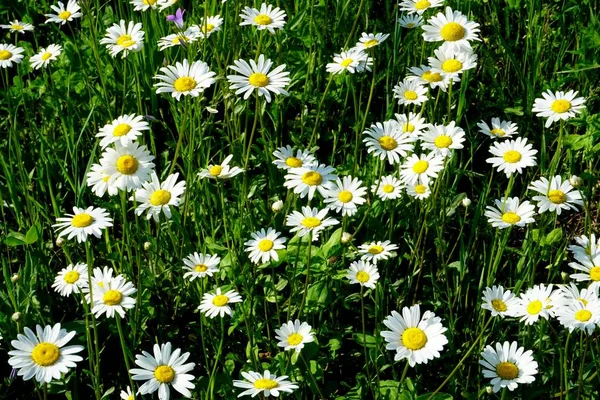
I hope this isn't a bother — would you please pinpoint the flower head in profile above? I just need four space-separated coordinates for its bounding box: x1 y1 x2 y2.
86 164 118 198
353 32 390 50
358 240 399 264
198 154 244 180
182 253 220 281
130 0 158 12
568 234 600 264
100 20 145 58
1 20 34 34
198 288 243 318
274 320 315 353
131 172 186 222
45 1 83 25
239 3 286 34
233 370 298 398
394 112 427 137
227 54 290 102
154 59 216 101
398 14 424 29
532 89 586 128
272 146 316 170
53 206 113 243
479 341 538 393
477 118 518 139
157 28 201 51
30 44 62 70
97 113 150 148
569 254 600 289
406 65 450 91
197 15 224 38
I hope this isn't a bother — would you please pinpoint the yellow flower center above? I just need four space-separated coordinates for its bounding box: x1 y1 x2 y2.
340 58 354 67
64 271 80 284
194 264 208 272
172 36 190 45
103 289 123 306
301 171 323 186
414 0 431 9
0 50 12 60
527 300 542 315
406 23 415 28
434 135 453 148
496 362 519 380
287 333 303 346
58 11 72 20
301 217 321 228
12 24 24 30
116 34 135 48
72 213 94 228
575 309 592 322
404 90 418 100
154 365 175 383
149 189 172 206
404 123 415 133
127 396 134 400
258 239 274 252
248 72 269 87
202 23 215 33
547 190 566 204
254 378 279 390
382 184 394 193
116 155 139 175
31 343 60 367
440 22 466 41
338 190 353 203
491 299 507 312
212 294 229 307
501 212 521 224
368 245 384 254
254 14 273 25
209 165 223 176
442 59 463 73
285 157 303 168
364 39 379 48
401 327 428 350
143 0 157 4
412 160 429 174
414 184 427 194
113 123 132 137
490 128 505 137
502 150 522 163
422 70 442 82
174 76 197 92
41 52 53 61
379 136 398 151
356 271 370 283
551 99 571 113
589 267 600 281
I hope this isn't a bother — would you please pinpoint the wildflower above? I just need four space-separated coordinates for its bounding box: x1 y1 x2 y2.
166 8 185 29
398 14 424 29
233 370 298 398
197 15 223 39
393 79 428 106
198 154 244 180
272 146 316 170
528 175 583 215
244 228 287 264
227 54 290 102
157 28 201 51
44 1 83 25
428 46 477 80
30 44 62 70
394 112 427 137
274 320 315 353
346 261 379 289
479 341 538 393
271 200 284 213
130 0 158 11
283 163 337 200
484 197 536 229
97 114 150 149
326 48 372 74
372 175 403 200
363 119 415 165
131 172 186 222
154 59 216 101
358 240 398 264
239 3 286 34
99 142 155 192
0 44 24 68
100 20 144 58
52 263 88 297
400 153 445 185
514 284 562 325
481 285 518 317
354 32 390 50
422 6 481 51
555 298 600 334
323 176 367 217
0 20 34 34
420 121 465 158
285 206 339 241
399 0 444 15
86 164 118 198
406 65 450 91
477 118 518 139
569 254 600 288
405 182 431 200
198 288 243 318
182 253 220 281
53 206 113 243
92 276 137 318
532 89 586 128
486 137 537 177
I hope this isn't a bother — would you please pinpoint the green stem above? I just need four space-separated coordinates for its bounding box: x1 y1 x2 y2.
115 315 135 392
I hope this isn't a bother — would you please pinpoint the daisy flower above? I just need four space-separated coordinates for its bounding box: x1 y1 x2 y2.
346 260 379 289
8 324 84 383
227 54 290 102
486 137 538 177
100 20 144 58
420 121 465 157
83 266 116 303
429 46 477 80
399 0 444 15
198 15 224 38
532 89 586 128
131 172 186 222
406 65 451 91
569 254 600 287
363 119 415 165
326 48 372 74
394 112 427 137
484 197 536 229
272 146 316 170
1 20 34 34
30 44 62 70
555 298 600 334
157 0 178 11
556 282 598 307
481 285 518 318
233 370 298 398
86 163 118 198
274 320 315 353
323 176 367 217
514 284 561 325
198 288 243 318
393 79 428 106
285 206 339 241
53 206 113 243
0 44 24 68
129 342 195 400
244 228 287 264
400 153 445 185
479 341 538 393
45 1 82 25
120 386 135 400
569 234 600 263
52 263 88 297
477 118 518 139
182 253 220 281
239 3 286 34
99 142 155 192
405 182 431 200
358 240 398 264
283 163 337 200
130 0 158 11
380 305 448 367
97 114 150 148
154 59 216 101
528 175 583 215
422 7 481 51
372 175 404 200
92 276 137 318
198 154 244 180
354 32 390 50
157 28 201 51
398 14 424 29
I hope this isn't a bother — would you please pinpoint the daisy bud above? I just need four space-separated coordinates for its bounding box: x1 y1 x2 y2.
561 271 570 282
569 175 583 188
341 232 353 244
485 386 493 394
144 242 152 251
271 200 284 213
11 273 19 283
55 237 65 247
11 312 21 322
462 197 471 207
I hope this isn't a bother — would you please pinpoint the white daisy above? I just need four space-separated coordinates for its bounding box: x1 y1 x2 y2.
479 341 538 393
358 240 399 264
198 288 243 318
477 118 518 139
97 114 150 148
182 253 220 281
44 1 83 25
528 175 583 215
428 46 477 80
354 32 390 50
239 3 286 34
198 154 244 180
486 137 538 177
394 112 427 137
556 282 598 307
283 163 337 200
481 285 518 318
285 206 339 241
0 44 24 68
372 175 404 201
393 79 428 106
197 15 224 38
154 59 217 101
157 0 178 11
99 142 155 192
233 370 298 398
399 0 444 15
532 89 586 128
227 54 290 102
131 172 186 222
484 197 536 229
29 44 62 70
272 146 316 170
405 182 431 200
83 266 116 303
92 276 137 318
130 0 158 11
555 298 600 334
323 176 367 217
120 386 135 400
8 323 84 383
569 254 600 287
569 234 600 264
398 14 424 29
53 206 113 243
405 65 451 91
380 305 448 367
514 284 561 325
326 48 372 74
86 163 118 198
157 28 201 51
1 20 34 34
363 119 415 165
422 6 481 51
129 342 195 400
400 152 445 185
420 121 465 157
100 20 144 58
52 263 88 297
346 260 379 289
274 320 315 353
244 228 287 265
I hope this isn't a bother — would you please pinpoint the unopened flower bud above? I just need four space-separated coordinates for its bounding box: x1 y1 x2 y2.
569 175 583 188
11 274 19 283
561 271 570 282
462 197 471 207
485 386 493 394
271 200 284 213
55 237 65 247
144 242 152 251
341 232 353 244
12 312 21 322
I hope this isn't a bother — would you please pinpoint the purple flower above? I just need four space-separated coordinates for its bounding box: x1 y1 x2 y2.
166 8 185 29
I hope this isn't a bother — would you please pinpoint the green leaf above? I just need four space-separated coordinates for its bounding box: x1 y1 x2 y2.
352 333 378 348
544 228 563 246
25 223 41 245
4 231 26 247
305 280 331 310
321 228 342 258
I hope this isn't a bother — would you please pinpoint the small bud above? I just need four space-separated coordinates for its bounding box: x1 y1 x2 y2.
569 175 583 188
462 197 471 207
485 386 493 394
561 271 570 282
11 273 19 283
12 312 21 322
55 237 65 247
271 200 284 213
341 232 353 244
206 106 218 114
144 242 152 251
